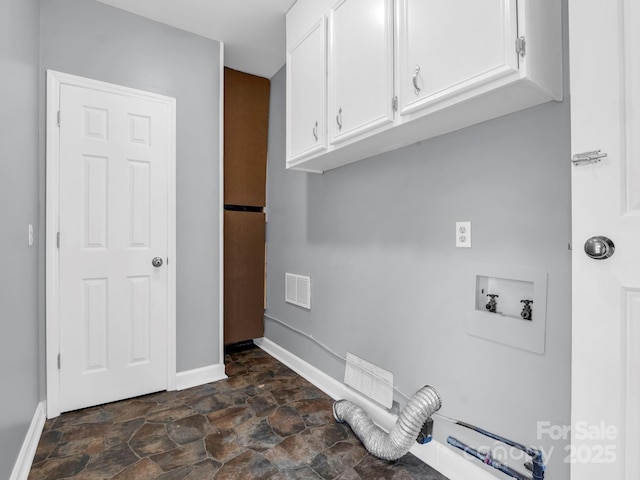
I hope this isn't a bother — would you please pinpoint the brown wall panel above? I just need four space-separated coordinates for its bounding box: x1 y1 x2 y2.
224 68 270 207
224 210 265 345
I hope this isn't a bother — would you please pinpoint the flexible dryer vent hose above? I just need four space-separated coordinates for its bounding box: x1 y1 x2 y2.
333 385 441 461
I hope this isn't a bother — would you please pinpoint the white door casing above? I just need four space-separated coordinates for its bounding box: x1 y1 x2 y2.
569 0 640 478
46 71 176 417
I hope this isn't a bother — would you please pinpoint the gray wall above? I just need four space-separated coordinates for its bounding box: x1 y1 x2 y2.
0 0 41 476
40 0 222 372
265 16 571 480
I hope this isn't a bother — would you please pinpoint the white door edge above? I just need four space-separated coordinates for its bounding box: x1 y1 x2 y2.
45 70 177 418
218 44 226 365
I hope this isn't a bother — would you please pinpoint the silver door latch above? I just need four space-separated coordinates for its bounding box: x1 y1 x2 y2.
571 150 607 166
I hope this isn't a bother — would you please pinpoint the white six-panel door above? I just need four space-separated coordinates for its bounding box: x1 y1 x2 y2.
569 0 640 478
47 71 176 416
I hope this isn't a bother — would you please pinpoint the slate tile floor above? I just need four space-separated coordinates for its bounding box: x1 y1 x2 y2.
29 344 448 479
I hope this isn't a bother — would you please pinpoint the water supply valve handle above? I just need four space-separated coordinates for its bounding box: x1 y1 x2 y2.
485 294 499 313
520 299 533 320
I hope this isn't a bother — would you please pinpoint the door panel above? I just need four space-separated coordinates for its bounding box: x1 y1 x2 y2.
224 210 266 345
83 278 108 370
328 0 394 145
58 84 172 413
128 276 151 364
129 160 151 248
397 0 518 116
287 18 327 164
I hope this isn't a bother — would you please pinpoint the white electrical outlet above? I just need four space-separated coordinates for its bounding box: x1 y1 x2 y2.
456 221 471 248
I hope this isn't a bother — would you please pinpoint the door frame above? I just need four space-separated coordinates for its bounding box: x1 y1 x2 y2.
45 70 177 418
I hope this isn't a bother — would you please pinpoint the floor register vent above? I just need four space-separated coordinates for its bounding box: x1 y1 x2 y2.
285 273 311 309
344 353 394 409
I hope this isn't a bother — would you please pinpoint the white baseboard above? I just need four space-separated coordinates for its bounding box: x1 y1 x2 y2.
254 337 398 430
254 337 499 480
175 363 227 391
10 401 47 480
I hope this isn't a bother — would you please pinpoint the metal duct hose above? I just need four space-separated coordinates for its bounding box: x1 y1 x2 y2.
333 385 441 461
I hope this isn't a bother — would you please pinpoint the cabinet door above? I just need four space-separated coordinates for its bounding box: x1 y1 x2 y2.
287 18 327 164
397 0 519 116
329 0 394 145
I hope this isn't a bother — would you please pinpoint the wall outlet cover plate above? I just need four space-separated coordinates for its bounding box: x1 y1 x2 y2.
456 221 471 248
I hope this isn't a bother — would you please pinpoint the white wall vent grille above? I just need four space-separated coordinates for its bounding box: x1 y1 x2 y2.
344 353 394 409
285 273 311 309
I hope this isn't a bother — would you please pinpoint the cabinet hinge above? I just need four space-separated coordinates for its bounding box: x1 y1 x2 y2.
57 232 60 248
57 353 61 370
57 110 61 127
392 96 398 112
515 36 526 56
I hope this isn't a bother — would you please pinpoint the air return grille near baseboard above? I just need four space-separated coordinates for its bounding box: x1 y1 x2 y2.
344 353 394 409
285 273 311 309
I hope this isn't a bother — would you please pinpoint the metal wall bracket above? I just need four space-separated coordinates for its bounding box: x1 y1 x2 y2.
516 36 526 56
571 150 607 166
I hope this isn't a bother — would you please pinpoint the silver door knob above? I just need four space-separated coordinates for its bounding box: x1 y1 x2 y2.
584 236 615 260
152 257 164 267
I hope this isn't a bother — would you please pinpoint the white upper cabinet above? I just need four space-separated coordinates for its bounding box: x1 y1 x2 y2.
397 0 519 116
286 0 563 173
328 0 394 145
287 18 327 165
